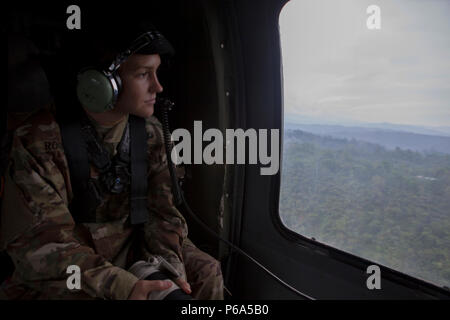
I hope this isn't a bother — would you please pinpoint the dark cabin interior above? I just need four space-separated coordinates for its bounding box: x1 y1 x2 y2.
4 0 450 300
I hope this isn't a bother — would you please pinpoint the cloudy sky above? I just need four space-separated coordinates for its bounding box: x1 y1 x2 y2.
279 0 450 127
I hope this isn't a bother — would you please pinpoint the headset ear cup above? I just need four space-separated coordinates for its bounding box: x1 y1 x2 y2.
76 68 119 113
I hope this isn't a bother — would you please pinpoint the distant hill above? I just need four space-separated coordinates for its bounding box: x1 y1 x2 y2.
284 123 450 154
284 114 450 137
359 123 450 137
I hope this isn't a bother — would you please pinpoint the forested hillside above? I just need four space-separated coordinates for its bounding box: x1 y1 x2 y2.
280 129 450 288
284 123 450 154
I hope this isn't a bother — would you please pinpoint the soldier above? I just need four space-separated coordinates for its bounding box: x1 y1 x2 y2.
1 21 224 300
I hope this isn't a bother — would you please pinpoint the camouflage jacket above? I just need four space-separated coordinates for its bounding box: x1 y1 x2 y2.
0 109 188 300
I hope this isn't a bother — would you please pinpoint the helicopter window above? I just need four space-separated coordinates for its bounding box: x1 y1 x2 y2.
279 0 450 288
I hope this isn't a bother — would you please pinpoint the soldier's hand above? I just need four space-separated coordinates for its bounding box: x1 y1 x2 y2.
127 279 173 300
127 279 192 300
173 277 192 295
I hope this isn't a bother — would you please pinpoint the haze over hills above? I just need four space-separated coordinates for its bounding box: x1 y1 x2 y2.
284 121 450 155
284 114 450 137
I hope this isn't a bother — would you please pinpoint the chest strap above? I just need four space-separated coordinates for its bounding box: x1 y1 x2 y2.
58 109 149 225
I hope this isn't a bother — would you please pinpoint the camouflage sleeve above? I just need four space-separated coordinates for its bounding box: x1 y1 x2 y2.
0 113 138 300
142 116 188 275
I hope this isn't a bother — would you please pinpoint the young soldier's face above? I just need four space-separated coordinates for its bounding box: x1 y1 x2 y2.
115 53 163 118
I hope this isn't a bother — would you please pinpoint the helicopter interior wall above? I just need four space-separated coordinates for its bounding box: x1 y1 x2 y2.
226 0 450 299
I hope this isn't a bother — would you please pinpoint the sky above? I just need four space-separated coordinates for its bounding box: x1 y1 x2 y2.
279 0 450 128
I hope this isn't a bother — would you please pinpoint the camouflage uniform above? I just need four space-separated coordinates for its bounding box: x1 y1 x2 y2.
0 109 223 300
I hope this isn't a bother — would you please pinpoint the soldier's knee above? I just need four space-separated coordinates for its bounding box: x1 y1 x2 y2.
182 240 223 285
202 256 223 279
190 257 224 300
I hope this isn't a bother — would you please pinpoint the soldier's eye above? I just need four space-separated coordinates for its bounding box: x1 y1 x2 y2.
138 72 149 78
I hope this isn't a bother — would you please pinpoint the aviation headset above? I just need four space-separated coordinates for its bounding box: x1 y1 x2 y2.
76 29 174 113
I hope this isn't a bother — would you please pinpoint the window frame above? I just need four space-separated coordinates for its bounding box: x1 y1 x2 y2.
224 0 450 299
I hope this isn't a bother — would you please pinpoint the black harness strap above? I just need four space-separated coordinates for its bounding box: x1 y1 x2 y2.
58 111 149 224
58 110 98 223
129 115 149 225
